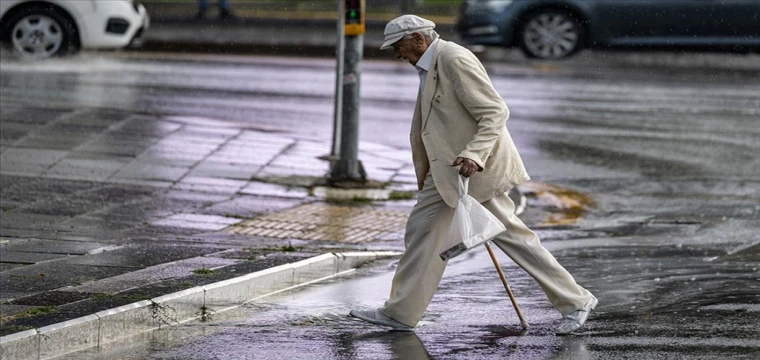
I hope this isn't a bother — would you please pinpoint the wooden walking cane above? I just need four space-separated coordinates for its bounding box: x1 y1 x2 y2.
484 241 528 329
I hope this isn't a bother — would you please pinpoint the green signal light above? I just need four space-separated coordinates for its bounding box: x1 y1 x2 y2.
349 10 357 19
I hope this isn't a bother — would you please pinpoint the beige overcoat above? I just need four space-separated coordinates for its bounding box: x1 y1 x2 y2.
410 39 530 208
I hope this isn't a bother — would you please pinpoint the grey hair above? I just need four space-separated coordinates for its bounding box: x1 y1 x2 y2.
402 29 439 43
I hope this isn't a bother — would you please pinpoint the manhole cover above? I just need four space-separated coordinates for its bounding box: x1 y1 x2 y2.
226 203 408 243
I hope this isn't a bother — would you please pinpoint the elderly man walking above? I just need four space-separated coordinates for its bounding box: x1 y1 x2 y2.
350 15 597 335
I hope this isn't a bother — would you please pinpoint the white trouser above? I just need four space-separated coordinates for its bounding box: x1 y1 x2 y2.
382 173 592 326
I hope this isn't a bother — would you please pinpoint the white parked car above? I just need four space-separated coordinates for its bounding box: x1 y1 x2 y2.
0 0 149 59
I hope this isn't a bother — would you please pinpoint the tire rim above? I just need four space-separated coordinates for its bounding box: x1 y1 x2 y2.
523 13 579 59
11 14 64 59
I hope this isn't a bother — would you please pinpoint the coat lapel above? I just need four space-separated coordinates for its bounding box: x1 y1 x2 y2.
421 40 446 130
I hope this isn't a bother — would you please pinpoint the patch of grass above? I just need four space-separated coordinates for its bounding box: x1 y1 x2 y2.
325 196 373 205
192 268 216 275
280 244 298 252
120 295 152 302
149 300 178 328
197 305 215 322
25 306 58 316
2 306 60 322
389 191 415 200
1 307 58 322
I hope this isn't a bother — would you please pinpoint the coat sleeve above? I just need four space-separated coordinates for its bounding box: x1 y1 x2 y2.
445 53 508 171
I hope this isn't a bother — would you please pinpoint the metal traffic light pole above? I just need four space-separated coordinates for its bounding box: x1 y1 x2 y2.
329 0 367 184
329 0 345 159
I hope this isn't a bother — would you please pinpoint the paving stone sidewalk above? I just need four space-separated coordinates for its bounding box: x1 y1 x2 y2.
0 105 419 336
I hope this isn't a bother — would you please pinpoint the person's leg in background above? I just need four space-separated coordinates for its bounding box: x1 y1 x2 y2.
194 0 209 19
218 0 235 19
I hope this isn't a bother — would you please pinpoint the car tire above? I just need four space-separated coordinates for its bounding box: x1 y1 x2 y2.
2 5 79 59
518 9 584 60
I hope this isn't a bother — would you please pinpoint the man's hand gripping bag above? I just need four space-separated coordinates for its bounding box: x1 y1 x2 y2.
439 175 506 261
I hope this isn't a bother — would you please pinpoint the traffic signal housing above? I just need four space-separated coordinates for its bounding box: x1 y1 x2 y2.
344 0 365 36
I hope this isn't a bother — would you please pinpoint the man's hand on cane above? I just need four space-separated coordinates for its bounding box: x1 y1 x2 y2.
452 157 479 177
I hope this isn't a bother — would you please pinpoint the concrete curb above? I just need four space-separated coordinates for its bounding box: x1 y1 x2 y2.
0 251 401 360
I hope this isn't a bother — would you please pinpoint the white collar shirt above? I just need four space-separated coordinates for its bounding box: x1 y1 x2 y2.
415 38 439 95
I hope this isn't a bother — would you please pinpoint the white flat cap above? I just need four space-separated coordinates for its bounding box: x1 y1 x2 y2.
380 15 436 50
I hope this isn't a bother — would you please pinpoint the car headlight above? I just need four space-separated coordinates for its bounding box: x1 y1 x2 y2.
469 0 514 13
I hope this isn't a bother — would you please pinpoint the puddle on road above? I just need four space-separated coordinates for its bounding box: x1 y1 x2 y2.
521 182 597 226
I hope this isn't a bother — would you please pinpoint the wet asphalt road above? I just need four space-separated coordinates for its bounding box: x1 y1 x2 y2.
2 51 760 358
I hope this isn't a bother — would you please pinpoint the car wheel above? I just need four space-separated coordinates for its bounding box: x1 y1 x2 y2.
4 6 79 59
519 10 584 60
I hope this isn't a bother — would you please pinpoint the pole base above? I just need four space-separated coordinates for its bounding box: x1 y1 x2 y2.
327 160 372 188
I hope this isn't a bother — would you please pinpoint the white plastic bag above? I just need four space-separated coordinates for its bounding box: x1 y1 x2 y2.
439 175 507 261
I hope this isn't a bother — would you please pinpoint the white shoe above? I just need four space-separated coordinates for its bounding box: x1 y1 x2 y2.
349 309 414 332
555 295 598 335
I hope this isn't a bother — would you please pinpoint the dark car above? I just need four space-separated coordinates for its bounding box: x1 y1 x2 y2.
457 0 760 59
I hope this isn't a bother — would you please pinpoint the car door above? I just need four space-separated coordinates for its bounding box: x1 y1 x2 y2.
700 0 760 44
589 0 709 46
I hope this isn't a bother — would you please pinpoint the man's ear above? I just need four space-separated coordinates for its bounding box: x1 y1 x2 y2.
413 33 425 45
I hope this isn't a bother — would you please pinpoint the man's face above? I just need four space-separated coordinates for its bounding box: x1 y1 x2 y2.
392 33 427 66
